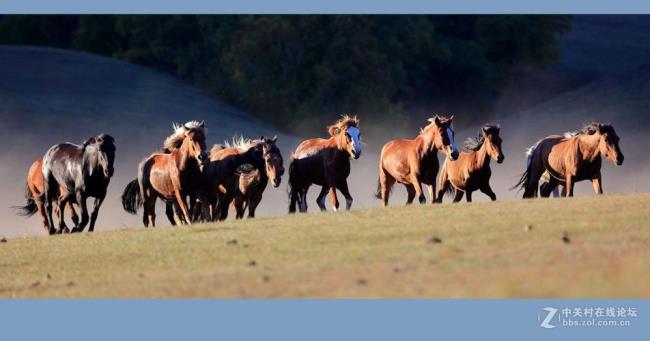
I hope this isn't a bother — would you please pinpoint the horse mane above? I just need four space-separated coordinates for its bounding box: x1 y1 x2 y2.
222 135 261 152
162 120 207 151
327 115 359 136
420 114 453 134
564 122 614 138
462 124 500 152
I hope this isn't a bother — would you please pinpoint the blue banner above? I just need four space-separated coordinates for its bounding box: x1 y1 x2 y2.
1 0 650 14
1 300 647 340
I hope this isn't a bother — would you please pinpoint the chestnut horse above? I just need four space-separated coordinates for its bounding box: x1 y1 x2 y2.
376 115 459 206
13 157 79 234
436 124 504 203
42 134 115 233
121 121 207 226
514 122 624 198
288 115 361 213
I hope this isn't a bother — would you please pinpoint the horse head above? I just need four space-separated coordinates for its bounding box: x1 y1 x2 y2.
426 115 459 160
482 124 504 164
83 134 116 178
260 136 284 188
596 123 624 166
328 115 362 160
180 120 208 169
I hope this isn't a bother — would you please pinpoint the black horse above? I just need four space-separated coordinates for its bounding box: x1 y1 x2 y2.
42 134 116 234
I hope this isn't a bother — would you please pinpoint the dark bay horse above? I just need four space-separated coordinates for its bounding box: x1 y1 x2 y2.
201 137 271 221
436 124 504 203
13 157 79 234
288 115 362 213
121 121 207 226
42 134 115 233
376 115 459 206
514 122 624 198
230 137 284 219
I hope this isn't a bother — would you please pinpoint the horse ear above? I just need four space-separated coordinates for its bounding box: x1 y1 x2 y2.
83 137 96 147
271 135 278 143
200 120 205 128
260 135 265 141
482 126 489 135
328 126 340 136
433 116 442 126
448 115 454 122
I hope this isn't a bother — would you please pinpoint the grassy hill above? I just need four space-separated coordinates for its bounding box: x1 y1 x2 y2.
1 193 648 298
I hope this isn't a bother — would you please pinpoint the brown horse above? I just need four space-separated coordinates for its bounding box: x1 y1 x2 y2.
436 124 504 203
201 137 273 221
288 115 361 213
514 122 624 198
230 137 284 219
376 115 459 206
13 157 79 234
121 121 207 226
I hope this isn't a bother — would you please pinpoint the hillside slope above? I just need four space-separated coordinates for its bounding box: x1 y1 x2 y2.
0 46 297 237
0 193 648 298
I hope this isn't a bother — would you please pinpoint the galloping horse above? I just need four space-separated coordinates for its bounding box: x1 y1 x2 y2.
376 115 459 206
514 122 624 198
288 115 362 213
13 157 79 234
42 134 115 233
121 121 207 226
436 124 504 203
230 137 284 219
203 137 273 221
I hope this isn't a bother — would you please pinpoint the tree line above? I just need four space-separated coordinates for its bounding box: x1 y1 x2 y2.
0 15 571 133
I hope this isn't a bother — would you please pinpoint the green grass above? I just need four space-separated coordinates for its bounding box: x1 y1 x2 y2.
1 193 649 298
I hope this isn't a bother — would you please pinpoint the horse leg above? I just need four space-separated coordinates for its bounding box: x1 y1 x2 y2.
405 185 416 205
87 195 105 232
56 197 69 234
426 184 436 204
336 180 353 210
165 202 177 226
316 186 328 211
480 184 497 201
328 186 340 211
410 174 426 204
43 178 58 235
173 190 192 224
143 196 156 227
453 190 464 203
591 173 603 194
564 175 575 197
248 191 263 218
233 196 245 219
217 193 233 221
465 190 473 203
380 173 395 207
75 191 89 232
298 185 310 213
67 201 79 228
35 196 50 234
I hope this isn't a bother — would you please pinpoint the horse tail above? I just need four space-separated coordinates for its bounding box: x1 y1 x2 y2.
12 185 38 217
287 158 299 213
121 179 142 214
442 180 456 198
511 142 538 191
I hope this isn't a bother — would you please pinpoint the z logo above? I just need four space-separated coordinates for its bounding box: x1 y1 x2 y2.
540 307 558 329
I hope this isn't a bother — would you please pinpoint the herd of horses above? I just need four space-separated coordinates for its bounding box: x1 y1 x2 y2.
13 115 624 235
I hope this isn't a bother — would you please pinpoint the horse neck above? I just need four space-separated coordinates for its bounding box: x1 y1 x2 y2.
175 141 197 171
416 133 437 158
575 134 601 161
471 142 490 170
237 149 264 169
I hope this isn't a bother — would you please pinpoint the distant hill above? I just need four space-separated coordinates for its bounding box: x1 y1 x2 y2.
0 46 298 237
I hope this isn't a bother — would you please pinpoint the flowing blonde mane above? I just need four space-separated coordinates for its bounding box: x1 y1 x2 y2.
162 120 206 151
420 114 453 134
327 115 360 136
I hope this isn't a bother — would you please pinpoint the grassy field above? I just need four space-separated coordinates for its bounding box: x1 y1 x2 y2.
1 193 649 298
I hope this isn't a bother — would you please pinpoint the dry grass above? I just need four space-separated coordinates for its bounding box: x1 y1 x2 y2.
1 193 649 298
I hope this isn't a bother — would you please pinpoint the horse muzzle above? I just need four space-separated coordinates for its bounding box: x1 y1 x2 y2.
351 151 362 160
272 177 282 188
449 150 459 161
616 155 624 166
497 155 505 164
